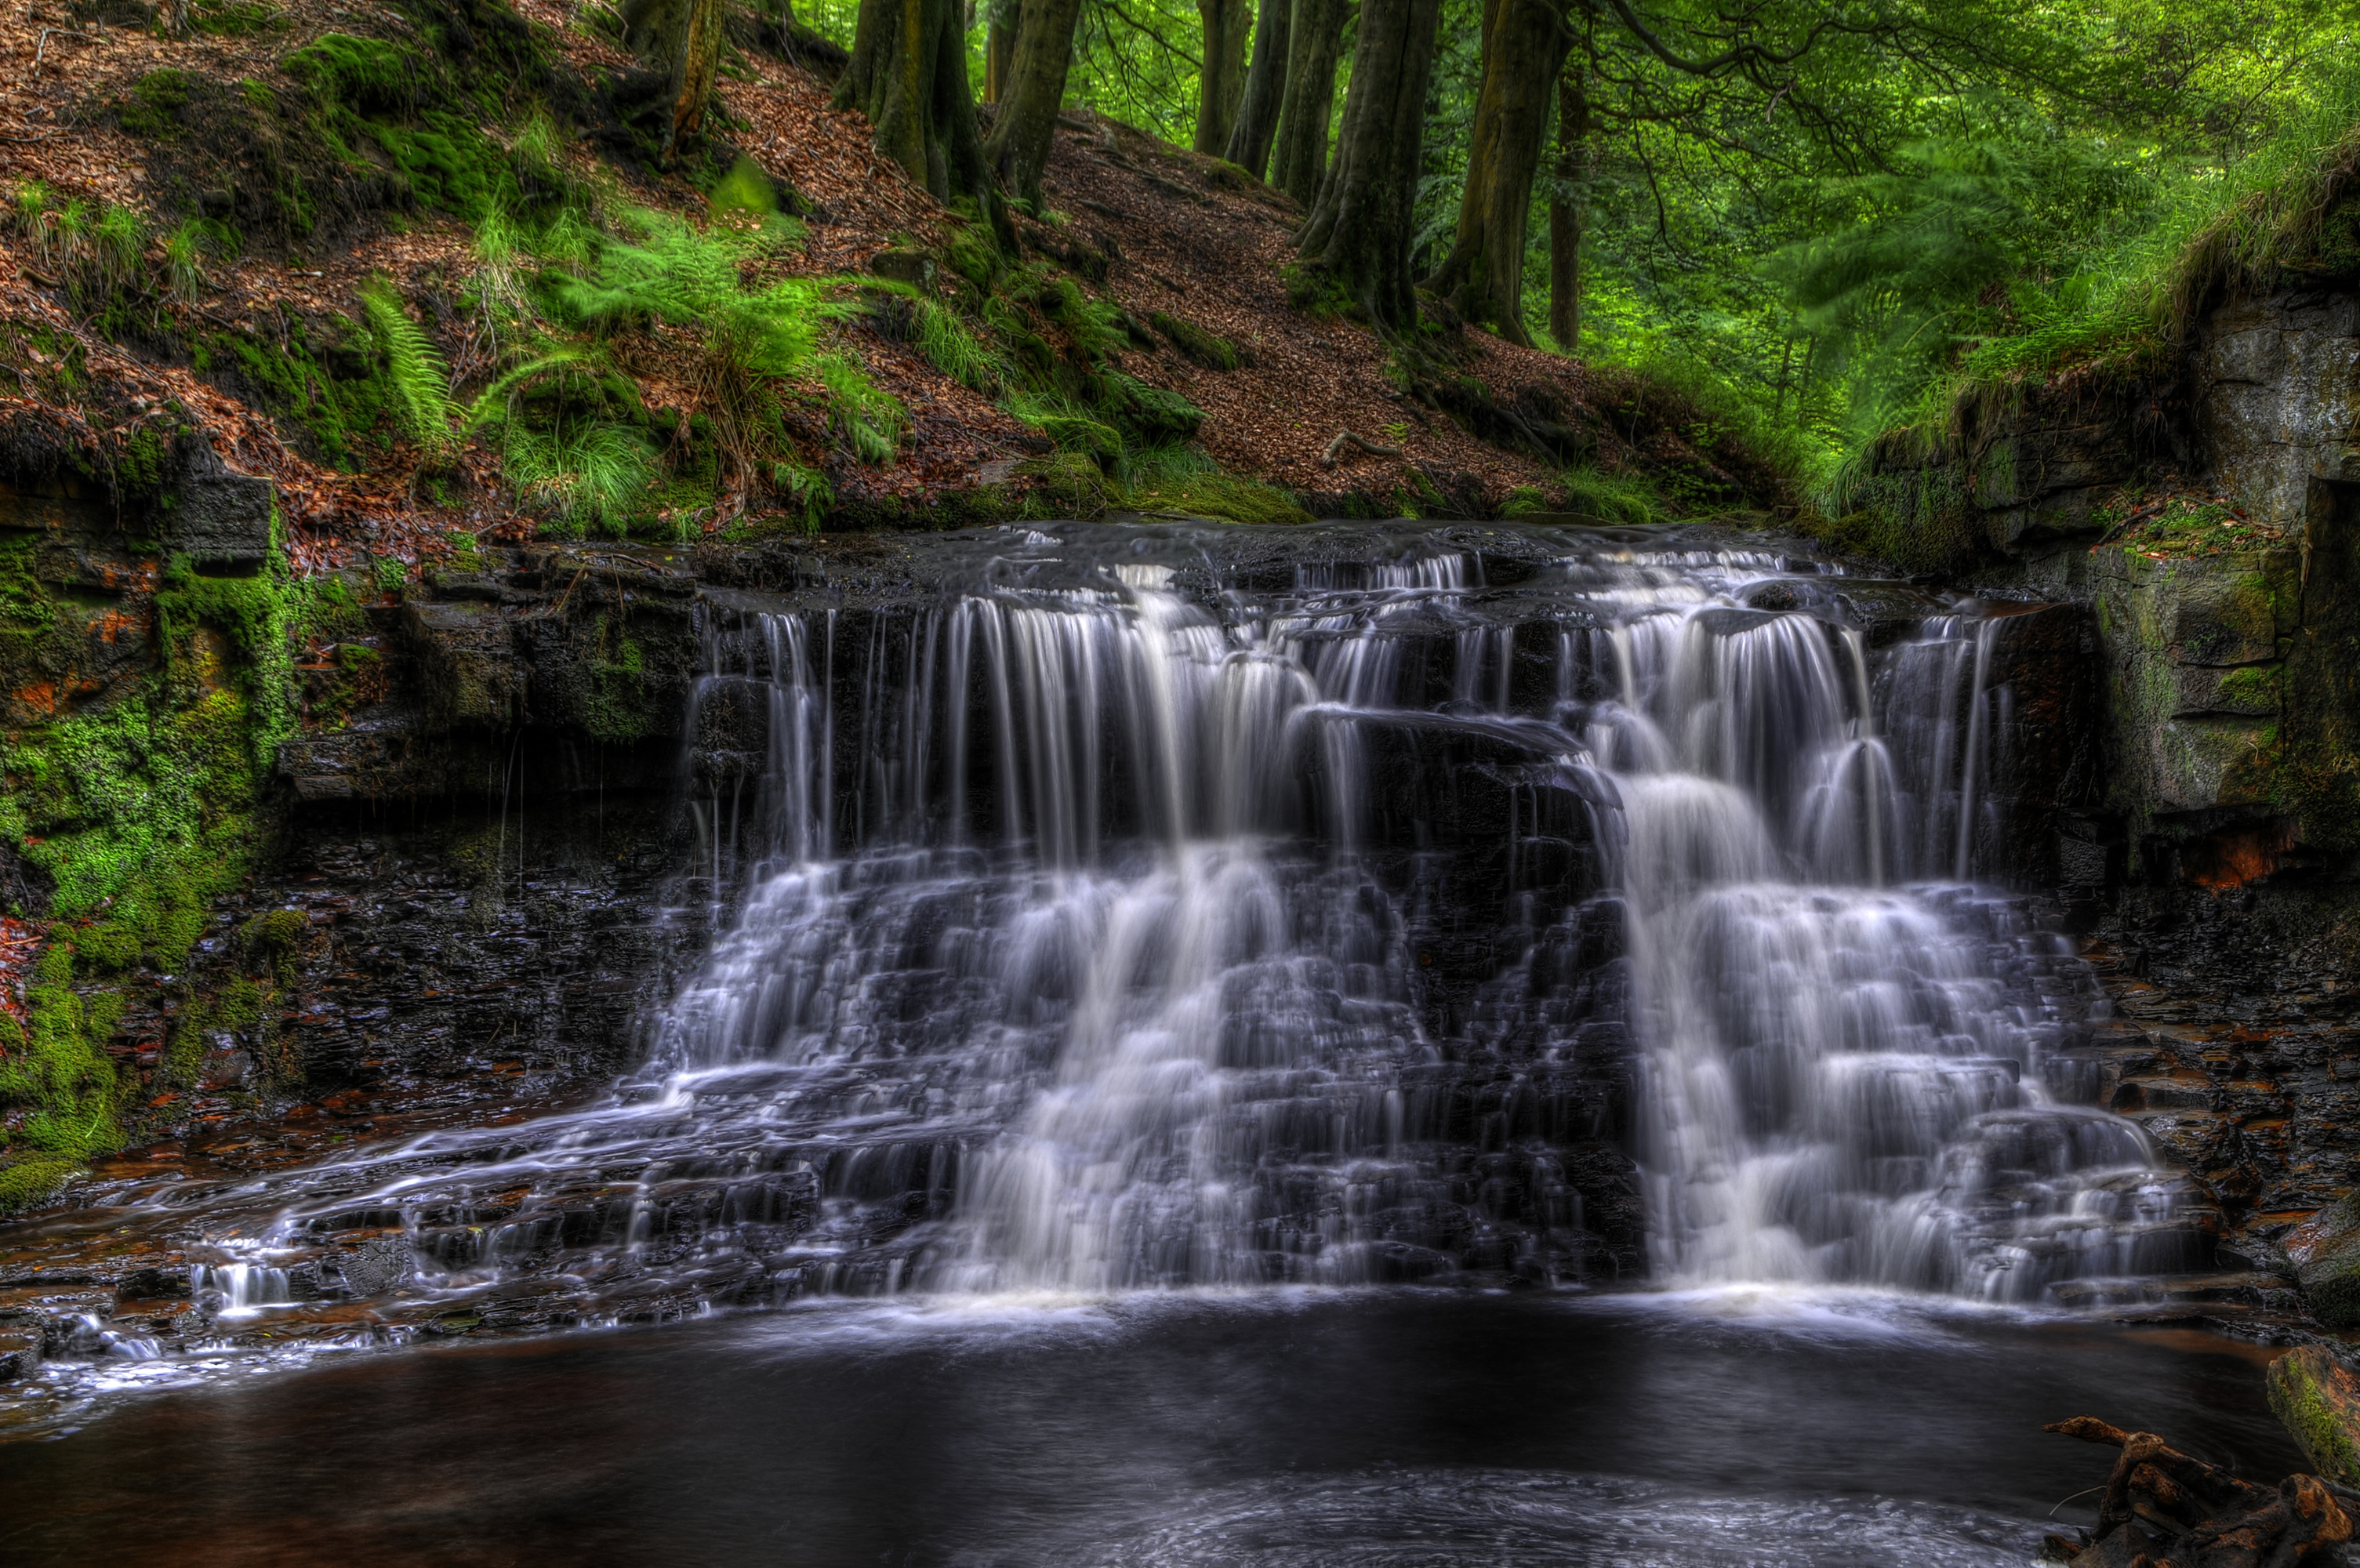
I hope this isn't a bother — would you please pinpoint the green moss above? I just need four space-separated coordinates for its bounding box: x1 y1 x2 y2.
0 943 123 1160
0 1156 79 1218
584 614 650 743
191 0 287 35
212 975 265 1030
191 315 397 472
2268 1345 2360 1484
1148 310 1243 372
1114 469 1310 526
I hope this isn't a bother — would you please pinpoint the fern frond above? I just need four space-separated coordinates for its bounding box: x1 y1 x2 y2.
359 277 459 458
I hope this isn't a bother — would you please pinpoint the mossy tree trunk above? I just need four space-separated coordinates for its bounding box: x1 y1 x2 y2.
1547 63 1590 352
836 0 995 205
1424 0 1570 345
1194 0 1254 156
1269 0 1349 205
1294 0 1443 328
621 0 724 151
983 0 1085 208
1223 0 1291 176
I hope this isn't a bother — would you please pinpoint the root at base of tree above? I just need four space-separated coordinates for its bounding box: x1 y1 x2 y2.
1320 430 1403 466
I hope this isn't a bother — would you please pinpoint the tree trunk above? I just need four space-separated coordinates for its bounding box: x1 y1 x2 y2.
983 0 1084 208
1223 0 1291 176
1546 64 1591 353
1269 0 1348 205
1294 0 1443 328
1423 0 1569 345
983 0 1018 101
668 0 725 150
1193 0 1254 156
834 0 995 205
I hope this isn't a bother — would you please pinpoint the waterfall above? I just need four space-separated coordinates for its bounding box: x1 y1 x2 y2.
193 524 2193 1322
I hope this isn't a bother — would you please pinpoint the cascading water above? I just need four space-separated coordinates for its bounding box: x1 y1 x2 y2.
74 522 2206 1337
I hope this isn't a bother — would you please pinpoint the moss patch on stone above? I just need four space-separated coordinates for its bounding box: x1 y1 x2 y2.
2268 1344 2360 1484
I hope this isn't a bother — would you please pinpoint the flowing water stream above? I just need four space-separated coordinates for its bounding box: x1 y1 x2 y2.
0 521 2246 1561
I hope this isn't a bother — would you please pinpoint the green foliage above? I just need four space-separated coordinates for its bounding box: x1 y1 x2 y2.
913 296 1006 392
814 350 906 462
467 204 913 534
497 420 660 535
1112 448 1312 525
162 217 212 307
1554 466 1665 526
359 277 459 457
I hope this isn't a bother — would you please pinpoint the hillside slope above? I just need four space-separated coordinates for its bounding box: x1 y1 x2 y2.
0 0 1782 557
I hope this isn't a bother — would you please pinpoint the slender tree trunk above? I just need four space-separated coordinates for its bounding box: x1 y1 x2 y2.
835 0 996 207
983 0 1084 207
984 0 1018 101
1224 0 1291 176
1424 0 1569 344
1194 0 1254 156
1269 0 1348 205
1295 0 1443 328
668 0 725 149
1547 63 1590 353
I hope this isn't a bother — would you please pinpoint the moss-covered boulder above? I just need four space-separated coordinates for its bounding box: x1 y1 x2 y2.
2269 1343 2360 1484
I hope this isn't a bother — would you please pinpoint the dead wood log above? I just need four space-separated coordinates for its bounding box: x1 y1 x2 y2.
2040 1417 2353 1567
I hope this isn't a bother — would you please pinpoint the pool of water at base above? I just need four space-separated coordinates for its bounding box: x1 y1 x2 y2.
0 1287 2304 1568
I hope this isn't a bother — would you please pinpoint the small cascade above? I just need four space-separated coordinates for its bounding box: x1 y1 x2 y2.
190 1261 299 1317
96 521 2204 1338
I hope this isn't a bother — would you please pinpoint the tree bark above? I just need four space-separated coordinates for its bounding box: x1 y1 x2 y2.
1547 63 1591 353
1423 0 1569 345
983 0 1018 101
668 0 725 149
1223 0 1291 176
1294 0 1443 328
835 0 996 206
982 0 1084 207
1269 0 1349 205
1193 0 1254 156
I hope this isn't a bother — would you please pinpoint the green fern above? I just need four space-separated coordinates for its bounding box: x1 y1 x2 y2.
814 350 905 463
359 277 459 458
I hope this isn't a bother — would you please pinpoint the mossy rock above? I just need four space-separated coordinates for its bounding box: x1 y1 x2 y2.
2290 1192 2360 1327
1149 310 1244 372
0 1156 80 1218
2269 1344 2360 1485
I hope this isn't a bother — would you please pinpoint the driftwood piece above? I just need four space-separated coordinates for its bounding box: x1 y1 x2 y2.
2039 1417 2352 1567
1319 430 1405 468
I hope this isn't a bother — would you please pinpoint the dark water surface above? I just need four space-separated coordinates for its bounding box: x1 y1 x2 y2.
0 1287 2296 1566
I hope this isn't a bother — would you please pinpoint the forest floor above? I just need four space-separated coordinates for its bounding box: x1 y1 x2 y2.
0 0 1785 564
